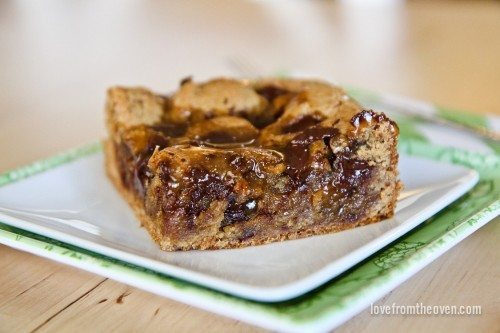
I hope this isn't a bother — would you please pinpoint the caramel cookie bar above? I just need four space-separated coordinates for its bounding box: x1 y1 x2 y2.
105 77 401 250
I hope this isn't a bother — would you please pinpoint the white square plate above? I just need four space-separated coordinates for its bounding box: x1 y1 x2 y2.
0 152 478 302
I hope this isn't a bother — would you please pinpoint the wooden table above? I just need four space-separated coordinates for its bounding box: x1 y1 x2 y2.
0 1 498 332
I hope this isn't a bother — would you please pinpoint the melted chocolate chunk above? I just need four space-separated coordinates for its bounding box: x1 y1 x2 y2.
153 161 183 217
222 198 258 227
132 153 151 197
184 168 231 227
133 133 170 197
281 114 324 134
330 151 374 191
250 85 295 128
351 110 387 128
150 123 187 138
255 86 290 102
158 161 172 184
115 130 170 198
284 126 339 178
116 143 134 189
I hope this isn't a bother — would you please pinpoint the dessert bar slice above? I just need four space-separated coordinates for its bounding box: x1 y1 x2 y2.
105 78 401 250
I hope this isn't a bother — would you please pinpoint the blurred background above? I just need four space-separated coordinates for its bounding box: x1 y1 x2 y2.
1 0 499 169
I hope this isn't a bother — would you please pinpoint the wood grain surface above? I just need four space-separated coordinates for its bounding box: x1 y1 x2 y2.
0 1 498 332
